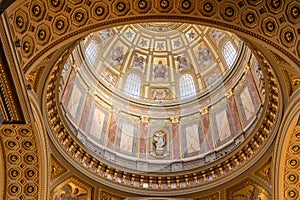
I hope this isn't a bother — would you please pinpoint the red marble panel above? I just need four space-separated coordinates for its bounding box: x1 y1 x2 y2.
79 93 93 132
247 70 262 107
61 69 76 106
107 113 117 149
202 113 214 151
172 123 180 159
139 122 148 159
228 96 242 135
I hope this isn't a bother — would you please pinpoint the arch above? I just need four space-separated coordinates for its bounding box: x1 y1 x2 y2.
4 0 297 73
275 92 300 200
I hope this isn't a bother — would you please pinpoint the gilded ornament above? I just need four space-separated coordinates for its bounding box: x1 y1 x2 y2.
138 0 147 9
9 154 19 163
26 169 35 178
9 185 19 194
113 0 130 15
10 169 20 178
117 2 126 12
181 0 191 10
30 1 45 21
16 16 24 28
267 0 283 14
160 0 169 9
51 0 60 7
280 26 296 48
262 17 278 37
92 2 109 20
32 5 41 17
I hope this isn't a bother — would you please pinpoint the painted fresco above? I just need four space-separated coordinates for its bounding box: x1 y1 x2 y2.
51 178 91 200
227 179 271 200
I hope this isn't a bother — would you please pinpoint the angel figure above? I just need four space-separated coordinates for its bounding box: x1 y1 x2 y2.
132 52 146 70
233 186 262 200
197 45 213 68
176 53 190 69
54 184 87 200
209 29 225 45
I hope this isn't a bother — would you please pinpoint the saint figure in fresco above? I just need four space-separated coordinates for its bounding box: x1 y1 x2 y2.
110 46 124 66
132 52 146 70
153 60 167 81
209 29 225 45
197 45 213 68
176 53 190 69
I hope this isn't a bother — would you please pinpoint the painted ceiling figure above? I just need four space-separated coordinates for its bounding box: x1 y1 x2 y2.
233 186 261 200
176 53 190 69
54 184 87 200
209 29 225 45
153 60 168 81
110 46 124 66
132 52 146 70
197 45 213 67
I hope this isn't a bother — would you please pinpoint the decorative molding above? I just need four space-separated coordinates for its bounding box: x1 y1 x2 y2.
0 125 41 199
2 0 298 74
43 45 281 195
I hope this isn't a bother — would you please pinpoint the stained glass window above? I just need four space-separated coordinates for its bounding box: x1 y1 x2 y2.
179 74 196 99
222 41 237 68
124 73 142 98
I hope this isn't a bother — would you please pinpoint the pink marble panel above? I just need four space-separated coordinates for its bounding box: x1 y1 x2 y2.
228 96 242 135
79 93 93 132
172 123 180 159
139 122 148 159
107 113 117 149
61 69 76 107
202 113 214 151
247 71 262 107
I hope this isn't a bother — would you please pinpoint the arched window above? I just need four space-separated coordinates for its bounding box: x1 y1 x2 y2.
179 74 196 99
85 40 98 65
222 41 237 68
124 73 142 99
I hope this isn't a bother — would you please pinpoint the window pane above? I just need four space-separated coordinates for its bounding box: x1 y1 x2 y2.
179 74 196 100
85 40 98 65
124 73 142 99
222 41 237 68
